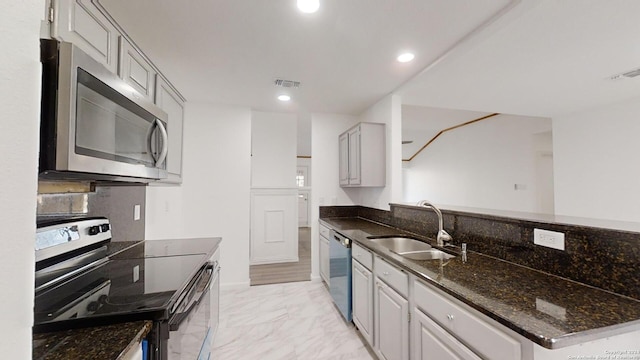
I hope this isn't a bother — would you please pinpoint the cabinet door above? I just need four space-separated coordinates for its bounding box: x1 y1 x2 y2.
348 127 361 185
52 0 119 73
339 132 350 185
375 279 409 360
319 236 330 285
119 37 156 100
352 260 373 346
154 75 185 183
412 308 481 360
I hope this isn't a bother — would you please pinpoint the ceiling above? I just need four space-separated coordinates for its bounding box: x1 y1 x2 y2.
99 0 511 114
100 0 640 117
399 0 640 118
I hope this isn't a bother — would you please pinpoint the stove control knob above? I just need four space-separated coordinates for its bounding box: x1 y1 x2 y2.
88 226 100 236
101 223 110 232
87 301 99 312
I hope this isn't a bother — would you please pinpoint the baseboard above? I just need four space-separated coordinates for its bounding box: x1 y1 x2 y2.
310 275 322 282
250 256 299 265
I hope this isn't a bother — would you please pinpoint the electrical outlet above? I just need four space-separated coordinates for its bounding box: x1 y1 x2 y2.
133 265 140 283
534 228 565 251
134 204 141 221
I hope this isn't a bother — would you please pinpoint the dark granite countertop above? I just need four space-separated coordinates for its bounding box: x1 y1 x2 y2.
33 321 152 360
320 217 640 349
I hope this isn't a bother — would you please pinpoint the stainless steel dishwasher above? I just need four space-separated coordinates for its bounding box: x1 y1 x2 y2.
329 230 352 322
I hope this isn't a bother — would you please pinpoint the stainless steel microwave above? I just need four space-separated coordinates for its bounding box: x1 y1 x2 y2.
39 39 168 182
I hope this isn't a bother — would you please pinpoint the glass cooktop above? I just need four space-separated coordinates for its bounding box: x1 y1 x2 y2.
111 238 218 259
34 253 206 330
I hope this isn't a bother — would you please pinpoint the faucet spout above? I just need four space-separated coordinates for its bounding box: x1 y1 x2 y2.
416 200 453 247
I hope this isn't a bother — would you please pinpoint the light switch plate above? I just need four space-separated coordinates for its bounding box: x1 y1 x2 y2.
534 228 565 251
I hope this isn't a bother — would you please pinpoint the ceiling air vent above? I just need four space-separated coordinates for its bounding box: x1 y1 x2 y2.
621 68 640 78
611 67 640 80
274 79 301 88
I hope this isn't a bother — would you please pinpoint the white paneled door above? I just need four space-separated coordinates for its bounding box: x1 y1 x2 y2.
298 190 309 227
250 189 299 265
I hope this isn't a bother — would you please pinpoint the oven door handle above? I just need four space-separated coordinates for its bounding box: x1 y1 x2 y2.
168 264 214 331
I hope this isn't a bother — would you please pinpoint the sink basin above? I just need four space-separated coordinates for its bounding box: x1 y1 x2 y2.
367 236 456 261
399 249 456 261
368 237 432 253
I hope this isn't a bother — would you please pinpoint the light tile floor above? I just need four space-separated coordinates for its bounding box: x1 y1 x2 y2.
211 281 376 360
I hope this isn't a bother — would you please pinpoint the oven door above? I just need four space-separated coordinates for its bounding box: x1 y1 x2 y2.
167 263 215 360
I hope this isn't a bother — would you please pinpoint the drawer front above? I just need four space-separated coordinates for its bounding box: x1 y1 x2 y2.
352 242 373 270
319 224 331 239
374 256 408 297
414 280 521 360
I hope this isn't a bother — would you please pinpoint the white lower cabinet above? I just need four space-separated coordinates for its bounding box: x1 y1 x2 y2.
413 278 521 360
375 278 409 360
319 235 330 285
352 259 373 346
412 308 481 360
319 223 330 285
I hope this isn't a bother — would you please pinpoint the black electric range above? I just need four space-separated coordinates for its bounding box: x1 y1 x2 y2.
33 217 221 359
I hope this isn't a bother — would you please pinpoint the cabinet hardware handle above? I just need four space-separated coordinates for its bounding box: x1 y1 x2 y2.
447 314 455 321
383 271 389 276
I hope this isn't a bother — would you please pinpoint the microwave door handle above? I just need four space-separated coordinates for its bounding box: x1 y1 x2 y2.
148 123 159 163
155 119 168 167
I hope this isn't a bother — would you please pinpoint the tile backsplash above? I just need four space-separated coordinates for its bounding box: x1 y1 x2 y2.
320 204 640 300
37 184 146 241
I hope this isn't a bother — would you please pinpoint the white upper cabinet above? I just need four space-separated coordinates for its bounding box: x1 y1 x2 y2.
154 75 185 183
51 0 119 73
338 122 386 187
118 36 156 101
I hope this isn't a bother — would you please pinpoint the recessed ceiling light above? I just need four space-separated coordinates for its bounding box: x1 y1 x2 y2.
397 53 415 63
297 0 319 13
278 95 291 102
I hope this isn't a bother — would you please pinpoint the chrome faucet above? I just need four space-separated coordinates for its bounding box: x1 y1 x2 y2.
416 200 453 247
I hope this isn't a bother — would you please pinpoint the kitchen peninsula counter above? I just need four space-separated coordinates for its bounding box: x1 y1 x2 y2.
33 321 152 360
320 216 640 350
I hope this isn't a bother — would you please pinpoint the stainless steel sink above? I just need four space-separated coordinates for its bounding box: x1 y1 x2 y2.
399 249 456 261
368 237 432 253
368 236 456 261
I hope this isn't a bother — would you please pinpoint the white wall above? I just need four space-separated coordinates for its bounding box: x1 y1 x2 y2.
146 103 252 287
403 114 553 213
553 97 640 222
0 2 43 357
297 112 312 157
356 94 403 210
251 111 297 188
309 112 359 278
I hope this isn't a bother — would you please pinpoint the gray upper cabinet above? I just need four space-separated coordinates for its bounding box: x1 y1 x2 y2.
154 75 184 183
118 37 156 101
339 122 386 187
51 0 119 73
